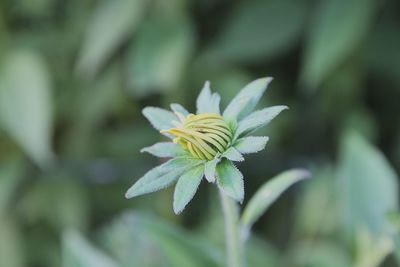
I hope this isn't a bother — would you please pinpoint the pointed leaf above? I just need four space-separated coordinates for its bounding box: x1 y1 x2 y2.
337 131 398 235
222 147 244 162
241 169 310 231
173 165 205 214
170 103 189 116
125 158 200 198
196 81 212 114
142 107 178 136
223 77 272 122
234 136 269 154
204 158 220 183
235 106 288 138
0 50 54 168
216 159 244 202
209 93 221 114
141 142 187 158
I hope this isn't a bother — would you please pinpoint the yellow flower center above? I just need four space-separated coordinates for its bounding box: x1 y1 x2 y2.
162 113 233 160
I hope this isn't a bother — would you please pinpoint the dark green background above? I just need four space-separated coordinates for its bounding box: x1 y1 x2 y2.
0 0 400 266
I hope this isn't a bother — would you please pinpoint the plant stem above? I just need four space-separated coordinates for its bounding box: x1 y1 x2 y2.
219 188 242 267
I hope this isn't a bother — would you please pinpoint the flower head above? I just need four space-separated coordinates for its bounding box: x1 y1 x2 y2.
125 77 288 214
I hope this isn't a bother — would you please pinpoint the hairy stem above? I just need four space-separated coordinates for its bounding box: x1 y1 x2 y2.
219 188 243 267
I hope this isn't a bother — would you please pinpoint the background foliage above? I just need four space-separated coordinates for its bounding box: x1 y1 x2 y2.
0 0 400 266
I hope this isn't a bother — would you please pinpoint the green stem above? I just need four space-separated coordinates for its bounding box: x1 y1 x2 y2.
219 188 243 267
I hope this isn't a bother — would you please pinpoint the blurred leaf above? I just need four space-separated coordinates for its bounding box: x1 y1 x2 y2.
0 160 24 216
20 178 89 230
354 226 393 267
0 49 54 168
288 240 351 267
0 217 25 267
100 212 222 267
301 0 375 89
62 230 120 267
241 169 310 233
126 13 194 97
76 0 147 78
216 159 244 202
246 237 279 267
337 130 399 236
208 0 306 63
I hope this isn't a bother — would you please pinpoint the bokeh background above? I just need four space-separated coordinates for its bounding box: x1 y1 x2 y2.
1 0 400 266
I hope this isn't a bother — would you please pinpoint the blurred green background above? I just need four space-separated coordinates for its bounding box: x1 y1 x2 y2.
0 0 400 266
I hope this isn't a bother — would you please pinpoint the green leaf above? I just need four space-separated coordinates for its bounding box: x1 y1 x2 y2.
301 0 376 89
170 103 189 117
0 217 25 267
204 158 219 183
234 136 269 154
222 147 244 162
62 230 120 267
126 13 194 97
196 81 221 115
76 0 147 78
142 107 178 135
223 77 272 122
0 160 24 216
337 130 399 235
173 165 205 214
208 0 306 63
141 142 187 158
235 105 288 138
216 159 244 202
125 158 200 199
0 50 54 168
241 169 310 231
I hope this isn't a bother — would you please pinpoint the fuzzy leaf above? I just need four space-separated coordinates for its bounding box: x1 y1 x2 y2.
196 81 222 115
222 147 244 162
216 159 244 202
223 77 273 122
141 142 187 158
234 136 269 154
204 158 220 183
142 107 178 136
235 105 288 138
196 81 212 114
241 169 310 231
125 158 200 198
170 103 189 116
173 165 205 214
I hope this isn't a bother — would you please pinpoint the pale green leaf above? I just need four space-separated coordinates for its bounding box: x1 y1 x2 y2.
235 106 288 138
204 158 219 183
173 165 205 214
0 50 54 168
216 159 244 202
197 81 212 114
301 0 376 89
223 77 272 122
127 14 194 97
208 0 306 63
337 130 398 235
141 142 187 158
222 147 244 162
0 217 25 267
125 158 201 199
170 103 189 117
234 136 269 154
142 107 178 136
241 169 310 231
76 0 147 77
62 230 120 267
